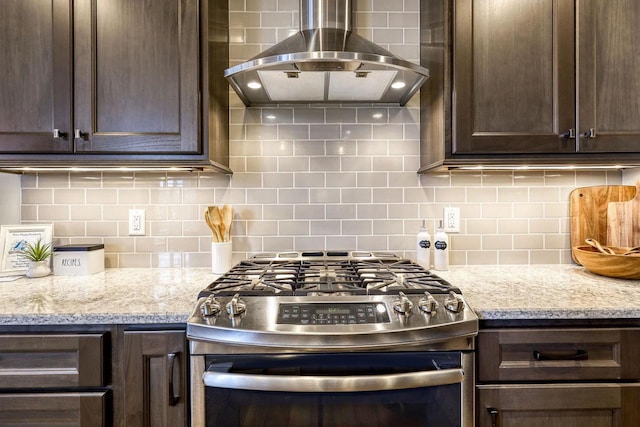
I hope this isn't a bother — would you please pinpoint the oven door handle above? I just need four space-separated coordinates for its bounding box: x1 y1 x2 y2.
202 368 464 392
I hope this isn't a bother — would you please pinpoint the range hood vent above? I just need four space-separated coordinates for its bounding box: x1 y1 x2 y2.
225 0 429 106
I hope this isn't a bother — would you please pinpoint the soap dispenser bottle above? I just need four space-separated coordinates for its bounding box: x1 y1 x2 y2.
416 219 431 269
433 220 449 271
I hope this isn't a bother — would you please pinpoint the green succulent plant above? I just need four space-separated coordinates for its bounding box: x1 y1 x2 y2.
20 239 52 262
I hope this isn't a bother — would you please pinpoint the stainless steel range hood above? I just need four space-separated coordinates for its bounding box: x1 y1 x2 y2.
225 0 429 106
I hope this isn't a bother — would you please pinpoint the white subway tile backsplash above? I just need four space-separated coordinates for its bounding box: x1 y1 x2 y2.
326 172 356 188
310 188 341 203
310 157 341 172
22 189 53 204
326 204 356 219
279 157 310 172
263 172 293 188
247 156 279 172
263 236 295 251
70 205 101 221
295 204 325 219
373 156 404 171
497 187 528 203
39 205 69 221
86 188 118 205
341 156 372 172
279 124 310 140
247 189 278 204
341 124 372 140
326 108 357 123
498 250 529 264
310 220 341 235
310 124 341 140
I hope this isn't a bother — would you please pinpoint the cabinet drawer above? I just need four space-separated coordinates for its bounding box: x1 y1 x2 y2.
0 334 106 388
0 392 108 426
477 328 640 382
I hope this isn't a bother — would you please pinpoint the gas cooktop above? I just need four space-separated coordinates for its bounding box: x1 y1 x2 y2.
198 250 459 298
188 251 478 352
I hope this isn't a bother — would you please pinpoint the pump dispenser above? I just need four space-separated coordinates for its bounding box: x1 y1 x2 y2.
433 220 449 271
416 220 431 269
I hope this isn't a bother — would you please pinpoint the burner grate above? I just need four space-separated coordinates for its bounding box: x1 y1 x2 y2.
198 255 458 298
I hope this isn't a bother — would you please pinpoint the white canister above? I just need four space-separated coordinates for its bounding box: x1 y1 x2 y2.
211 241 233 274
53 244 105 276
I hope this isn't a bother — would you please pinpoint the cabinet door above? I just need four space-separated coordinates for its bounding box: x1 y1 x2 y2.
0 0 73 153
577 0 640 153
0 392 108 426
453 0 576 155
73 0 199 154
477 384 640 427
123 330 187 427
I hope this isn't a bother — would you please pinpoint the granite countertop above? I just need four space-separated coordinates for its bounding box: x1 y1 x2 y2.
1 265 639 326
0 268 214 325
438 265 640 320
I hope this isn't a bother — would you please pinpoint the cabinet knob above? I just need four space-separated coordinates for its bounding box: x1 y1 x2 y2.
581 128 596 138
559 129 575 139
74 129 87 140
52 129 67 139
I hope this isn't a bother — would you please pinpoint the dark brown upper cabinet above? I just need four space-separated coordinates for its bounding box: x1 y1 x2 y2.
420 0 640 171
0 0 230 172
0 0 73 153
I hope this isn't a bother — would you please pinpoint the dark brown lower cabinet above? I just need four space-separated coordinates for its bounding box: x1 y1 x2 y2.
0 392 108 426
122 330 188 427
477 384 640 427
477 327 640 427
0 332 110 426
0 326 188 427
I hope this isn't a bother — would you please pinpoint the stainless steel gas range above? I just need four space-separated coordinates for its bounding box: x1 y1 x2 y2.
187 251 478 427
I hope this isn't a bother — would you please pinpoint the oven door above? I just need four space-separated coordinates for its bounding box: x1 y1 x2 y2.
202 352 468 427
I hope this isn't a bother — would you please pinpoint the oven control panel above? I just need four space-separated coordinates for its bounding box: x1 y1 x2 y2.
277 303 391 325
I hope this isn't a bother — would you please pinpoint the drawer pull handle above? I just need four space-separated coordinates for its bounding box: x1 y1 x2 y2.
487 407 499 427
533 349 588 361
168 352 180 406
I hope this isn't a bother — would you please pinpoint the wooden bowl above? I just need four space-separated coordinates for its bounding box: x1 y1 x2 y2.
573 246 640 279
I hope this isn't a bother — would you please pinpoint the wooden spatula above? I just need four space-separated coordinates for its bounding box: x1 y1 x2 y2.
221 205 233 242
206 207 223 242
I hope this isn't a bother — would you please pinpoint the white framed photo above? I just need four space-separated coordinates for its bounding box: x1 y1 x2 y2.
0 224 53 275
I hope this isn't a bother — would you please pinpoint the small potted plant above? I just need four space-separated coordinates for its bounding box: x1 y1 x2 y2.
20 238 52 278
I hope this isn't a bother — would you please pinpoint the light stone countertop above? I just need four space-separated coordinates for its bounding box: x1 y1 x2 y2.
437 265 640 320
0 268 215 325
1 265 639 326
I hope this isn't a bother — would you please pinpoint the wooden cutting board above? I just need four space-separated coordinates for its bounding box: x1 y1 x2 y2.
607 181 640 247
569 185 636 263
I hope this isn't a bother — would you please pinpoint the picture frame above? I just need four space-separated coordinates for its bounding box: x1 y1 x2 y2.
0 224 53 275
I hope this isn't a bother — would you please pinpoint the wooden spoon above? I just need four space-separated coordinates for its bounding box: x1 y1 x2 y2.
205 207 222 242
221 205 233 242
585 238 615 255
623 246 640 256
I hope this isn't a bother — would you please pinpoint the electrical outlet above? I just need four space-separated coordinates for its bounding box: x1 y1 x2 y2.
443 207 460 233
128 209 145 236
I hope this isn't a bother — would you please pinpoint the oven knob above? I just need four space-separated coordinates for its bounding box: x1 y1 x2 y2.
444 291 464 313
418 292 438 314
200 297 221 317
226 293 247 316
393 291 413 315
